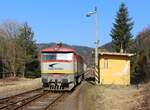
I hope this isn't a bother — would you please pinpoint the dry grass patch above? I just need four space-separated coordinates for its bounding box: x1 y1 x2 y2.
82 83 142 110
133 83 150 110
0 78 42 98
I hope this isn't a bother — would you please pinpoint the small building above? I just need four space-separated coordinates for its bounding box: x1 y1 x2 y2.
98 52 134 85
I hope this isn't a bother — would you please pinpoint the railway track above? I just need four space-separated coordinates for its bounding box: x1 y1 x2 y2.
0 88 67 110
0 88 43 110
15 92 65 110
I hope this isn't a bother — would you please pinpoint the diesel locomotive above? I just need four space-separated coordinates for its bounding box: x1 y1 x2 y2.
40 43 84 90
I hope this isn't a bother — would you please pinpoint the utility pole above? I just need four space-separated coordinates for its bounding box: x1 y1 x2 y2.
86 6 100 84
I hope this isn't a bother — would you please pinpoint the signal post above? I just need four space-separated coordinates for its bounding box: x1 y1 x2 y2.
86 6 100 84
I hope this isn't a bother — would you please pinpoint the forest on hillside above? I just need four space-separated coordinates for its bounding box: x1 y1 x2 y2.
0 20 40 78
129 28 150 82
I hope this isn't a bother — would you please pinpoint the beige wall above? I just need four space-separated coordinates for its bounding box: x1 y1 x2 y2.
99 55 130 85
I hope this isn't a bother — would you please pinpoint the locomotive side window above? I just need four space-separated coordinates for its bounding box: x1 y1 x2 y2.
42 54 56 60
42 53 73 61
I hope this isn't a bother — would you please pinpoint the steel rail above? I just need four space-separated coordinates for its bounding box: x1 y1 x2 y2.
0 88 42 102
12 91 50 110
13 92 65 110
43 93 64 110
0 88 43 109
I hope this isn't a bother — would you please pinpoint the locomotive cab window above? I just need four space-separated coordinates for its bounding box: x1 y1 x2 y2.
42 53 73 61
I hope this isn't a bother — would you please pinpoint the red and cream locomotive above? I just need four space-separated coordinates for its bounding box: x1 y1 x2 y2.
40 43 84 90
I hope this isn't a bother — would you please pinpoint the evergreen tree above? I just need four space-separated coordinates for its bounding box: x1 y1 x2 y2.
110 2 134 52
16 22 39 77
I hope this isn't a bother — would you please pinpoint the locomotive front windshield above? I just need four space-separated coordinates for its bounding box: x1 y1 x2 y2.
42 53 73 61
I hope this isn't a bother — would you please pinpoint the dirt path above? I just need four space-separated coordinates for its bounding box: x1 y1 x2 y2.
54 82 98 110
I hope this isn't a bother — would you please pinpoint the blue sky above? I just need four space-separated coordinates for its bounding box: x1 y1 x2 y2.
0 0 149 47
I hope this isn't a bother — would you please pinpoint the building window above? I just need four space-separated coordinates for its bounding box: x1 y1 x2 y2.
104 58 108 69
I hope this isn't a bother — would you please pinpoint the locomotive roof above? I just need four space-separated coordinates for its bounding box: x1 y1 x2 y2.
41 44 76 53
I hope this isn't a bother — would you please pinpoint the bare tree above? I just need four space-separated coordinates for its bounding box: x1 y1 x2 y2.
0 20 20 77
0 20 38 78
